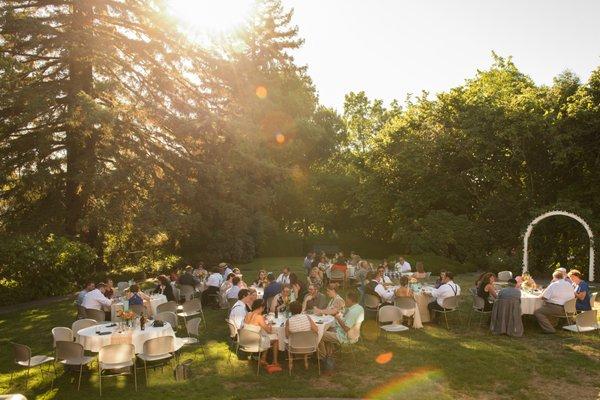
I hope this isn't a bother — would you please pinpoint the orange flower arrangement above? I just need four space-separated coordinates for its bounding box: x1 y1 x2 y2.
116 309 136 321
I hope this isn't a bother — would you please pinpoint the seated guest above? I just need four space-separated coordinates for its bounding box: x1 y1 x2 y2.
354 260 370 286
376 266 392 285
331 256 348 276
286 301 318 337
413 262 428 279
193 262 207 278
253 270 268 288
556 267 572 284
317 256 329 272
127 284 150 313
155 274 176 302
350 251 361 266
289 273 306 302
270 285 292 314
104 279 115 299
244 299 281 369
568 269 591 311
534 270 575 333
227 276 243 301
82 282 113 311
302 284 328 312
394 276 414 298
232 268 248 289
367 271 394 304
308 267 323 287
434 270 447 289
169 269 179 283
314 283 345 316
201 267 223 306
498 278 521 299
76 282 95 306
477 272 497 311
395 256 412 273
229 289 255 330
178 265 201 288
276 267 291 285
428 271 461 323
219 273 236 308
221 263 233 281
263 273 282 304
304 252 315 275
318 291 364 361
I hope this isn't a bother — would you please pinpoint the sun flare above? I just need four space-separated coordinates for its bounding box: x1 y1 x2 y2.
169 0 255 35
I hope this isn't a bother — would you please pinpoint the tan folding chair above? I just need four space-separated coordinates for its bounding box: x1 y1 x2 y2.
364 293 381 314
552 298 577 325
330 269 347 289
52 327 74 348
55 341 95 391
76 305 87 319
156 301 178 314
468 293 492 329
287 331 320 375
377 306 410 345
590 292 597 310
432 295 461 330
72 319 97 341
497 271 512 283
156 311 178 331
98 343 137 395
129 304 146 316
177 298 206 329
236 325 270 375
84 308 106 322
178 284 196 302
137 336 175 385
394 297 417 326
179 317 207 360
10 342 54 389
562 309 599 343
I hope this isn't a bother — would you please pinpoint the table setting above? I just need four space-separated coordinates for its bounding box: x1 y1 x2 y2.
76 320 175 353
110 293 167 320
266 313 335 351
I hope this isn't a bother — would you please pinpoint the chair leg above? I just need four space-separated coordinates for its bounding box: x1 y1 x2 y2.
256 352 261 375
288 351 292 376
9 369 14 387
468 308 473 327
144 359 148 386
77 364 84 391
25 366 30 390
98 364 102 396
317 352 321 375
444 313 450 330
133 360 138 392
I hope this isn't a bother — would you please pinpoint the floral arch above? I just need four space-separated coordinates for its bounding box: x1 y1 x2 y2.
522 210 595 282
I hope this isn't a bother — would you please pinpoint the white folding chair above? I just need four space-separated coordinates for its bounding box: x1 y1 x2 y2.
98 343 137 395
72 319 97 341
562 309 599 342
156 301 178 314
432 295 461 330
235 325 270 375
137 336 175 385
10 342 54 389
52 327 74 348
177 298 205 329
287 331 320 375
377 306 410 343
55 341 95 391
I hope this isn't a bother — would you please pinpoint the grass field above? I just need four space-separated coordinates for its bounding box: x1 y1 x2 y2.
0 257 599 400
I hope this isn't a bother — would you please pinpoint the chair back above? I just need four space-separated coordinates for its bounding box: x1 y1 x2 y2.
85 308 106 322
497 271 513 282
99 343 134 365
72 318 97 339
226 319 238 340
178 284 195 301
394 297 416 310
182 298 202 314
186 317 202 337
590 292 597 308
12 342 31 363
288 331 318 354
143 336 174 356
237 326 262 353
330 269 345 280
76 305 87 319
157 301 178 314
55 341 84 361
117 282 129 292
364 293 381 309
563 297 577 314
52 327 74 347
471 294 486 311
130 304 146 316
441 295 460 310
378 305 402 324
156 311 178 329
575 309 598 330
469 287 477 296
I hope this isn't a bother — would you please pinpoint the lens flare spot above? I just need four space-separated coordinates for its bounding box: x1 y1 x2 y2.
275 133 285 144
255 86 268 99
375 352 393 364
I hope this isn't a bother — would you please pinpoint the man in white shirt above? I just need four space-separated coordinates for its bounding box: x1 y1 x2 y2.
373 279 395 304
228 289 256 331
276 267 291 285
220 263 233 281
376 266 392 285
534 270 575 333
226 276 242 300
201 268 224 307
395 257 412 273
82 283 113 311
428 271 461 323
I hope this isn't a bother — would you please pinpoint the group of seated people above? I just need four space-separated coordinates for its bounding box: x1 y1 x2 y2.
75 279 154 319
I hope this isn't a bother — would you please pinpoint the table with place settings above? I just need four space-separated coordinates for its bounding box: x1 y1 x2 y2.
519 290 544 315
110 294 167 321
77 321 176 353
267 314 335 351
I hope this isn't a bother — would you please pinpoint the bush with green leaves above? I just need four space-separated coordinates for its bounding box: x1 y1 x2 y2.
0 235 97 305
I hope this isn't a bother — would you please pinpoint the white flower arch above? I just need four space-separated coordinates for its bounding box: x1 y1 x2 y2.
522 210 595 281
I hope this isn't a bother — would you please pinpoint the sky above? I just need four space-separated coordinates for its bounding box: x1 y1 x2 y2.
284 0 600 110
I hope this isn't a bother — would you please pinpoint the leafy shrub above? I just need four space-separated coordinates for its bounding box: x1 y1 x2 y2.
0 235 97 305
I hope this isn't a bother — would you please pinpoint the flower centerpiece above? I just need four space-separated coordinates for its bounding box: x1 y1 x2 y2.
521 273 537 292
116 309 136 329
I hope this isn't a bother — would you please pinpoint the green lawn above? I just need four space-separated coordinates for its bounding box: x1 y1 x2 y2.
1 257 599 400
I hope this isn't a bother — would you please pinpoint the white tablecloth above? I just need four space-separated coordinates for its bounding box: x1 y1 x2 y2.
268 314 335 351
77 322 175 353
250 286 264 299
110 294 167 320
520 291 544 315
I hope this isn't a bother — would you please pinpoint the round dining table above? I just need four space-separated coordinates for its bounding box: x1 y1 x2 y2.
77 321 176 353
267 314 335 351
519 290 544 314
